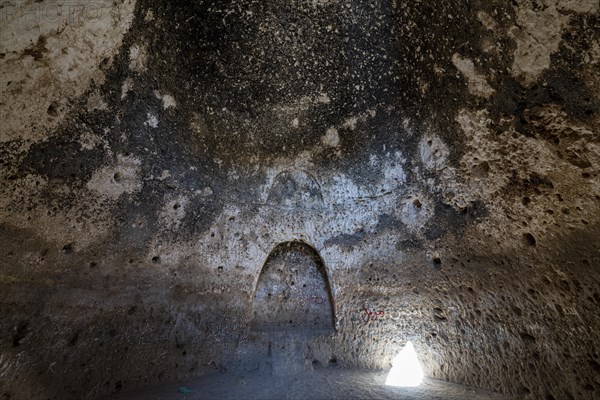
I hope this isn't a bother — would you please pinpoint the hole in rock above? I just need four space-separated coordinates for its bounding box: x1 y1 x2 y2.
523 233 537 246
12 321 29 347
61 243 74 254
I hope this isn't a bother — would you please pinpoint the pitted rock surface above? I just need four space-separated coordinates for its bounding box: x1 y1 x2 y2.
1 1 599 399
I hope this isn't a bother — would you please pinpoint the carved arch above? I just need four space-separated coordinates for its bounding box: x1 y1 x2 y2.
251 241 335 333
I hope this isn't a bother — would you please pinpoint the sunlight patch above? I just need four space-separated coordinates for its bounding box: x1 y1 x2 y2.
385 341 424 387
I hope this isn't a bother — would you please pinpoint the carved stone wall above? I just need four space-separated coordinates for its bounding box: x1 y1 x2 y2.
1 1 599 399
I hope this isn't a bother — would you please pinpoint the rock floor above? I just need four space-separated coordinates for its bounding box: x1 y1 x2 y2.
110 369 513 400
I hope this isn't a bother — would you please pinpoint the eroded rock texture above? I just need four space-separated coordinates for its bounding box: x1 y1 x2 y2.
0 0 599 399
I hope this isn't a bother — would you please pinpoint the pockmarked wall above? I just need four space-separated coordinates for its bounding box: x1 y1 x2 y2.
1 1 599 399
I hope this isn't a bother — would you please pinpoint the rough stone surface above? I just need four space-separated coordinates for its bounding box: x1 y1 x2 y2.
1 1 599 400
0 0 136 142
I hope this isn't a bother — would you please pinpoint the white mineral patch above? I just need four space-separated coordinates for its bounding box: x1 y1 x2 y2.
145 9 155 22
509 0 598 87
87 91 108 112
588 41 600 64
87 154 142 200
452 54 496 98
145 113 159 128
509 7 566 87
79 132 103 150
342 117 358 131
419 135 449 171
322 127 340 148
477 11 497 31
129 43 148 72
156 170 171 181
316 93 331 104
402 118 414 136
121 77 134 99
154 91 177 109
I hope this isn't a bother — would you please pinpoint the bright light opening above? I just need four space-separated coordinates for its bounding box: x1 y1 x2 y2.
385 341 424 387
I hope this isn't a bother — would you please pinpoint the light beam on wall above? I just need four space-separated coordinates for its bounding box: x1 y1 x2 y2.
385 341 424 387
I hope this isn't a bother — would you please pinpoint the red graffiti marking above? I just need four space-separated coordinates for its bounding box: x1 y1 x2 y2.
361 307 385 323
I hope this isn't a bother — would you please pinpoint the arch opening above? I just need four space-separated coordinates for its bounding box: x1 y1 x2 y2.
251 241 335 334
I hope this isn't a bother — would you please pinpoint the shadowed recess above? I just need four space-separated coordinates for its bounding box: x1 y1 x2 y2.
251 241 335 333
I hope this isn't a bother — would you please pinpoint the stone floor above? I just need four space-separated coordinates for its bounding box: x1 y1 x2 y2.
111 369 513 400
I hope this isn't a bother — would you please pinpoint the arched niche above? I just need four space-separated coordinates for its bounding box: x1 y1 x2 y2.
266 170 323 209
251 241 335 334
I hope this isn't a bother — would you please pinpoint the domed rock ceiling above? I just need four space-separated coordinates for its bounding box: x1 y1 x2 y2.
0 0 599 399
